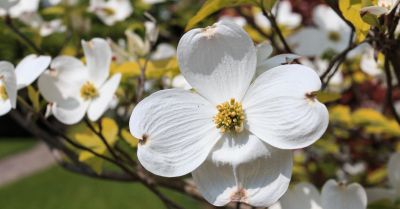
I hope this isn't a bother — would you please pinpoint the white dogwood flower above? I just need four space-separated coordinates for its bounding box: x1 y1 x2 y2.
270 180 367 209
0 55 51 116
129 20 328 207
366 153 400 203
288 5 352 57
361 0 400 16
0 62 17 116
38 38 121 125
88 0 133 26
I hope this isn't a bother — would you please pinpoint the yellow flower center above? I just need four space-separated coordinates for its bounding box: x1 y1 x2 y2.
80 81 99 101
214 98 245 133
0 84 8 101
101 7 116 16
328 31 341 42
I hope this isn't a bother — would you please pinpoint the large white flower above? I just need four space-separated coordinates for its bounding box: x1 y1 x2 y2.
88 0 133 26
366 153 400 203
129 20 329 207
270 180 368 209
0 55 51 116
288 5 352 57
38 38 121 125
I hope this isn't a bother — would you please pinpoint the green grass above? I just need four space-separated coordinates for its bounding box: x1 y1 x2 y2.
0 138 36 159
0 166 202 209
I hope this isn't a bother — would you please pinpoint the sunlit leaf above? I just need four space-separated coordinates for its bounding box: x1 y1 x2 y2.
27 86 40 113
339 0 371 42
186 0 257 30
69 118 119 174
317 91 341 103
121 128 138 148
367 166 387 184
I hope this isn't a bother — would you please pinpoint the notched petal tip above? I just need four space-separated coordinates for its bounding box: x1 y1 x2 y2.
138 134 149 146
201 25 217 39
230 188 248 204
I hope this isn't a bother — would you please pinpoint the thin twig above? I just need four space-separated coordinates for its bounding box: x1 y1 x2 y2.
384 53 400 124
260 1 292 53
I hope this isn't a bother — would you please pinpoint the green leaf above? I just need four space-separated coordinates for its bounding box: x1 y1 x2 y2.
339 0 371 42
27 86 40 113
262 0 277 11
316 91 341 103
41 6 66 16
186 0 257 30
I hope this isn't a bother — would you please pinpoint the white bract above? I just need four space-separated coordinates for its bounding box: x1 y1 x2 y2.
109 21 160 63
129 20 329 207
361 0 400 16
366 153 400 203
6 0 39 17
19 13 66 37
0 0 19 14
0 55 51 116
288 5 352 57
38 38 121 125
270 180 368 209
88 0 133 26
255 1 301 29
360 46 384 77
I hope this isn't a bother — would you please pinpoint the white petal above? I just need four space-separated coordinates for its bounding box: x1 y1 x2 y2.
313 5 347 31
0 61 17 108
52 97 89 125
288 28 326 57
275 1 301 28
87 73 121 121
366 188 397 203
150 43 176 61
177 20 257 104
388 153 400 190
321 180 367 209
38 56 86 103
360 6 388 16
256 54 301 76
129 89 221 177
0 0 18 10
15 54 51 89
0 99 12 116
243 64 329 149
256 42 273 63
82 38 112 86
276 182 323 209
360 48 382 76
192 141 292 207
210 131 273 166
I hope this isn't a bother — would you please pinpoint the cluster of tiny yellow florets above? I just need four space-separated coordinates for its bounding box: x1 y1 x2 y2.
328 31 341 42
0 84 8 101
214 98 245 133
80 81 99 101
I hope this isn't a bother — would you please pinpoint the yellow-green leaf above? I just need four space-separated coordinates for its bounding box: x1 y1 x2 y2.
27 86 40 112
186 0 257 30
121 129 138 148
339 0 371 42
317 91 341 103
